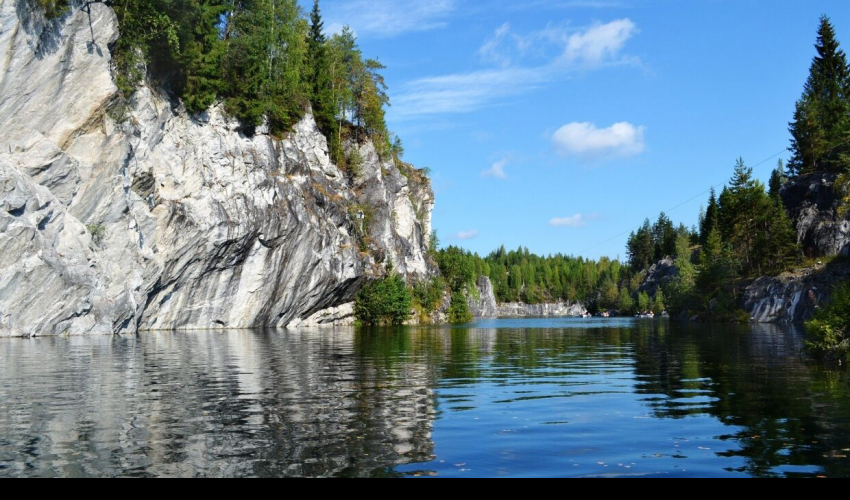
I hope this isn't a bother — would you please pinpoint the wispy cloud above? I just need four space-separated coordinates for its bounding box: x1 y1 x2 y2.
552 121 645 161
323 0 455 38
393 19 640 119
393 67 549 117
549 214 595 228
454 230 480 240
481 158 510 179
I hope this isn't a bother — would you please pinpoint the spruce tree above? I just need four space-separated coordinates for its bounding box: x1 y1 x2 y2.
768 160 787 200
700 188 719 245
307 0 338 156
181 0 230 114
788 16 850 175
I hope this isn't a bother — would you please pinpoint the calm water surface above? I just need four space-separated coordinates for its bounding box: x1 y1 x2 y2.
2 318 850 478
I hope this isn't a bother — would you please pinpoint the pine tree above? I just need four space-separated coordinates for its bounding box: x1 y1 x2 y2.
788 16 850 176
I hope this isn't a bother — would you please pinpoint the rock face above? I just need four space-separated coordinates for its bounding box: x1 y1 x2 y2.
742 261 850 323
782 173 850 258
639 257 678 297
467 276 498 318
498 302 588 318
0 3 435 336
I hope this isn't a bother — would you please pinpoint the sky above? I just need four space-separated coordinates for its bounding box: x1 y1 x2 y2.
302 0 850 261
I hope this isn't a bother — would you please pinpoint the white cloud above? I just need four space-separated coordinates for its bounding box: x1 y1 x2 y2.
392 19 639 119
481 158 509 179
549 215 589 228
560 19 637 67
323 0 455 38
552 121 646 161
454 230 480 240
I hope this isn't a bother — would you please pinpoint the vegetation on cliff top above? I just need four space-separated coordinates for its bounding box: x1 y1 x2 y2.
32 0 398 166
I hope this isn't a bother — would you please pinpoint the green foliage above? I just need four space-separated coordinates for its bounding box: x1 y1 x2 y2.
769 161 787 199
448 292 473 324
354 264 412 326
436 246 477 293
34 0 68 19
428 230 440 258
628 215 693 271
483 246 625 306
412 276 446 315
618 287 635 315
805 284 850 362
699 188 720 246
837 174 850 218
222 0 309 133
103 0 395 146
788 16 850 176
87 224 107 247
664 234 697 316
347 203 373 251
652 290 667 315
637 292 650 312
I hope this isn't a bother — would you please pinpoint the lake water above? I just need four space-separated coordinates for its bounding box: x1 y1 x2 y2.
1 318 850 478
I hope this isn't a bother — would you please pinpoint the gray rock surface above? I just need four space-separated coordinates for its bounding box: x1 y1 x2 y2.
467 276 498 318
639 257 678 297
782 173 850 258
498 302 588 318
0 3 436 336
742 261 850 323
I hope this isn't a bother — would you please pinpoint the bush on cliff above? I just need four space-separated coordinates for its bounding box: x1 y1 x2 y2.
805 284 850 363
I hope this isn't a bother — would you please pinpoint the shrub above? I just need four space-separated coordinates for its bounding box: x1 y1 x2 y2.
87 224 107 247
805 284 850 363
413 277 446 315
34 0 68 19
354 266 412 326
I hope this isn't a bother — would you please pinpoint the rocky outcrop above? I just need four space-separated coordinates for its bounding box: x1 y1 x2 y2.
742 261 850 323
782 173 850 258
0 3 436 336
639 257 678 297
498 302 587 318
467 276 498 318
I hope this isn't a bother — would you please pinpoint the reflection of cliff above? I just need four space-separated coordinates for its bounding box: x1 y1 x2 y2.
0 331 438 477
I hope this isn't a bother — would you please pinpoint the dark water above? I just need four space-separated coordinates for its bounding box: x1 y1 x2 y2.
1 319 850 478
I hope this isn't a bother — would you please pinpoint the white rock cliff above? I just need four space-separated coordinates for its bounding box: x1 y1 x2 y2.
0 3 436 336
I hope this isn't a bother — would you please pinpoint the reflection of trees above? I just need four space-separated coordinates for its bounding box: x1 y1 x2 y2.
3 323 850 478
628 322 850 478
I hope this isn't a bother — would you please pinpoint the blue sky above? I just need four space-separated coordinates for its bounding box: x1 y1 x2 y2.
306 0 850 260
